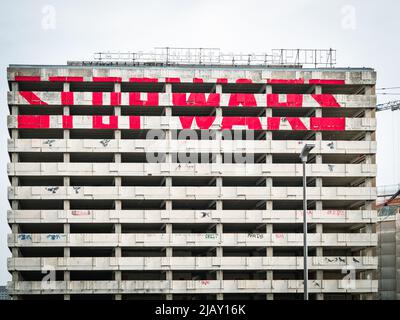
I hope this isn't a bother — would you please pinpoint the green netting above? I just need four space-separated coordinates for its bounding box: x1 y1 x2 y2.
378 206 399 217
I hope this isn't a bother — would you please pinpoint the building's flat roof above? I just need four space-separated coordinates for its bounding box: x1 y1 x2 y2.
8 63 375 72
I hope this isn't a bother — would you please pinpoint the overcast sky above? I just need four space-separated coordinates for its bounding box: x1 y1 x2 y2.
0 0 399 284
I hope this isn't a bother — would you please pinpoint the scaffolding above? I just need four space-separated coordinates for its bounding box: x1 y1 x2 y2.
87 47 337 68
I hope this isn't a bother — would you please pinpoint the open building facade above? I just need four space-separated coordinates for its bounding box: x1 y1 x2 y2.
6 62 377 300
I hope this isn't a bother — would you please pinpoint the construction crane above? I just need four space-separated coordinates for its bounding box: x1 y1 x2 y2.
376 100 400 112
383 189 400 207
375 100 400 208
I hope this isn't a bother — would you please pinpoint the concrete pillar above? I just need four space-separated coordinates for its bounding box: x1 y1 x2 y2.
266 197 274 299
63 82 70 92
315 86 323 144
11 200 18 212
11 106 18 141
63 144 70 264
63 200 70 257
115 129 121 140
165 268 173 301
114 104 121 140
265 85 273 141
165 84 172 165
11 128 18 139
9 95 18 245
64 268 70 281
215 109 223 164
11 153 18 163
9 90 18 218
64 129 70 140
64 176 70 187
215 84 222 95
315 220 324 300
11 223 20 259
12 176 18 186
11 82 19 92
63 195 70 300
165 194 173 300
10 101 18 193
265 135 273 187
115 199 122 258
11 129 18 140
114 198 122 300
61 149 69 161
114 83 122 173
364 85 374 96
9 95 18 260
315 111 323 298
61 84 69 218
11 106 18 116
266 148 273 296
63 106 70 115
216 200 224 300
215 115 224 299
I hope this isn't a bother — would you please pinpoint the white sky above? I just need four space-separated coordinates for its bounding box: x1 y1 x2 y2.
0 0 399 284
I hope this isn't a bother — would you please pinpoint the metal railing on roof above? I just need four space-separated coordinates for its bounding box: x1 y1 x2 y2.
90 47 337 68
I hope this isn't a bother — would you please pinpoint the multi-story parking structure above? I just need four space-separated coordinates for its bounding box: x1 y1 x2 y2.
7 57 377 300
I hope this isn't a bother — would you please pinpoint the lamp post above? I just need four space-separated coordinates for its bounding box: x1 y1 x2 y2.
299 143 315 301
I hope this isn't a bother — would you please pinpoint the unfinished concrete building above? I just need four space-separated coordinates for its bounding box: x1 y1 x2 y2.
376 184 400 300
376 213 400 300
7 49 378 300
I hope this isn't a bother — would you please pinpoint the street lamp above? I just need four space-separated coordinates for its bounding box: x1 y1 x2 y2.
299 143 315 301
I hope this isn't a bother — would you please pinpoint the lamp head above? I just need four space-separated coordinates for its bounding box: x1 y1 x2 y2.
300 143 315 163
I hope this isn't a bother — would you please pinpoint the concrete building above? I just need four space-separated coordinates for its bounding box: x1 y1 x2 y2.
376 213 400 300
6 53 378 300
376 184 400 300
